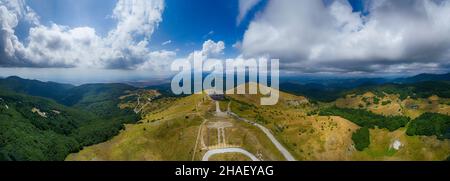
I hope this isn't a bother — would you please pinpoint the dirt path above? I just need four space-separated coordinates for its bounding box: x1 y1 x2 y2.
192 118 208 161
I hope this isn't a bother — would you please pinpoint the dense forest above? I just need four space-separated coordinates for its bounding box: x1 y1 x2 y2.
319 107 410 131
406 113 450 140
352 127 370 151
0 78 139 161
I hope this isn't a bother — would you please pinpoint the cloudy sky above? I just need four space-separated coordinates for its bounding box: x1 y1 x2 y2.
0 0 450 83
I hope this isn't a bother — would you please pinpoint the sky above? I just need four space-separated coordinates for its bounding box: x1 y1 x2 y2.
0 0 450 84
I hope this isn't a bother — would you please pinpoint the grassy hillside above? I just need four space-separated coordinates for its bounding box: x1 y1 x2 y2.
225 84 449 160
66 94 205 161
67 91 287 161
335 91 450 119
2 76 449 161
346 81 450 100
351 128 450 161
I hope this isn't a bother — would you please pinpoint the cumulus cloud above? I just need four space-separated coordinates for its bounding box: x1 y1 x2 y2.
201 39 225 56
107 0 164 50
135 50 176 70
241 0 450 74
0 0 38 67
173 39 225 69
181 39 266 73
23 25 102 67
0 0 38 25
0 0 175 71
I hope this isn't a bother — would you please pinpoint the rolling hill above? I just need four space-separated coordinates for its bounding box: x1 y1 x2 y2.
67 82 450 161
1 74 450 161
280 72 450 102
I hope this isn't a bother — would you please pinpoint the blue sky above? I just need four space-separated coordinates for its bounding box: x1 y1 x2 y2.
19 0 116 38
152 0 245 56
20 0 275 57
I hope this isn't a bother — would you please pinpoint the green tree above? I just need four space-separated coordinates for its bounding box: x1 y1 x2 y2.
352 127 370 151
406 113 450 140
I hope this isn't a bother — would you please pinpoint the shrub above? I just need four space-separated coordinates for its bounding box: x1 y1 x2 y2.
319 107 410 131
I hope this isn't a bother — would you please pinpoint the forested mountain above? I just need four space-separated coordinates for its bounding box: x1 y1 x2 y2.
0 76 74 101
280 73 450 101
394 73 450 83
0 78 139 161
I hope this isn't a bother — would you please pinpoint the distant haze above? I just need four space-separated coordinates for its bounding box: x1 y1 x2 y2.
0 67 172 85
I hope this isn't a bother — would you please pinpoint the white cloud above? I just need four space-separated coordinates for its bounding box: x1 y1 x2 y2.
237 0 262 25
0 0 38 25
107 0 164 50
174 40 226 69
136 50 176 70
232 41 242 50
0 0 175 71
23 24 101 67
241 0 450 74
0 0 38 67
201 39 225 56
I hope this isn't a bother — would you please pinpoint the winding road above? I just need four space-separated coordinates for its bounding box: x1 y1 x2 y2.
199 99 296 161
202 148 260 161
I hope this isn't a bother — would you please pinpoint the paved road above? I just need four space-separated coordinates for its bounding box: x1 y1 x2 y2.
202 148 260 161
228 111 296 161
